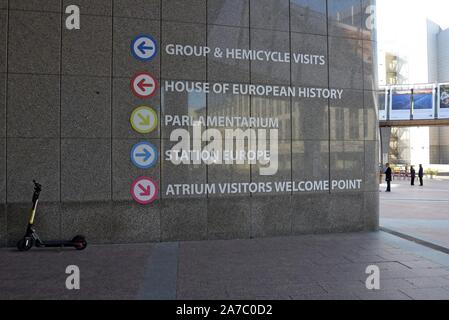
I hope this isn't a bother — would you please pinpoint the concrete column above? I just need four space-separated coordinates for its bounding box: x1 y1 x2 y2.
380 127 391 165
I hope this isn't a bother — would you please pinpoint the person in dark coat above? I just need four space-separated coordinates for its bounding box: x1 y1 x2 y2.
418 164 424 186
410 166 416 186
385 163 392 192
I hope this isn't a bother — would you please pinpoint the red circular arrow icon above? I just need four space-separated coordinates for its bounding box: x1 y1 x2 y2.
130 176 158 205
130 72 158 99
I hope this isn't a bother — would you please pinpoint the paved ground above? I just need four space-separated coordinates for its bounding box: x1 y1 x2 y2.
3 179 449 300
380 178 449 249
2 231 449 300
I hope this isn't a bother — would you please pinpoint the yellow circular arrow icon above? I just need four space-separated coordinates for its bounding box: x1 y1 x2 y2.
130 106 158 134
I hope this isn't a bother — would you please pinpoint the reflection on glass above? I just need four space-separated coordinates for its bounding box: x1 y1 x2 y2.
392 91 412 111
290 0 327 34
413 89 433 110
250 29 290 85
333 141 364 171
292 141 329 180
188 92 207 114
252 96 290 140
207 25 250 80
328 0 362 38
208 0 249 27
331 106 364 141
208 94 249 121
253 140 291 183
440 85 449 109
378 91 386 111
277 140 291 174
291 0 326 15
292 100 328 140
362 0 376 39
161 84 206 120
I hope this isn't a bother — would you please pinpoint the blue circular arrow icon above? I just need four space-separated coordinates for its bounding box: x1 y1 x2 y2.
131 35 158 62
130 142 158 169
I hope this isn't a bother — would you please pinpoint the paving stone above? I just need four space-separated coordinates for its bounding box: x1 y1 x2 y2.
399 287 449 300
401 260 447 270
354 289 413 300
405 277 449 289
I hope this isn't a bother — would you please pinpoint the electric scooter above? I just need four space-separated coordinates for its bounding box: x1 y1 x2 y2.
17 180 87 251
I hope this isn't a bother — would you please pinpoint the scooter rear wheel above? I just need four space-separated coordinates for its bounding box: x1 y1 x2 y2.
72 235 87 250
17 237 33 251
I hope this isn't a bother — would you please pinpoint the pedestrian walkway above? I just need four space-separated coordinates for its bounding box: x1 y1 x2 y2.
380 179 449 250
2 231 449 300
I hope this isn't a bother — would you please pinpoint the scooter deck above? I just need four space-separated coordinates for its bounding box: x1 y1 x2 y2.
36 240 79 248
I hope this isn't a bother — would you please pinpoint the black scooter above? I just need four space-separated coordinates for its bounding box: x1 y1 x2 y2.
17 180 87 251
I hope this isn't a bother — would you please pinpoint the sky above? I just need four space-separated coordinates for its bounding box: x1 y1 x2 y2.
419 0 449 29
376 0 449 52
376 0 449 84
377 0 449 31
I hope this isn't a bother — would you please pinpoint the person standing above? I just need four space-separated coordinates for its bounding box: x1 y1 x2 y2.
410 166 416 186
385 163 392 192
418 164 424 186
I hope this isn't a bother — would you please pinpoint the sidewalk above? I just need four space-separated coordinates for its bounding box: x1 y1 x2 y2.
2 231 449 300
380 178 449 249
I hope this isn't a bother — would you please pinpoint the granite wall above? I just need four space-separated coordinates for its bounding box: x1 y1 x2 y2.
0 0 379 246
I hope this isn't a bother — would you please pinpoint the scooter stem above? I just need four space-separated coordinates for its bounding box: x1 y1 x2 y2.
29 200 38 225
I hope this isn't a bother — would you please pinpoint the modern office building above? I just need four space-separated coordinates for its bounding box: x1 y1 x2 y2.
0 0 378 246
377 0 449 167
429 27 449 165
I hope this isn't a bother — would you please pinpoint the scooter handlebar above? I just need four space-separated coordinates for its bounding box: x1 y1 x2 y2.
33 180 42 192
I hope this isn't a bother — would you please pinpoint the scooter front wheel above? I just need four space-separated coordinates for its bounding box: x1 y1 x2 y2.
72 235 87 250
17 237 33 251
